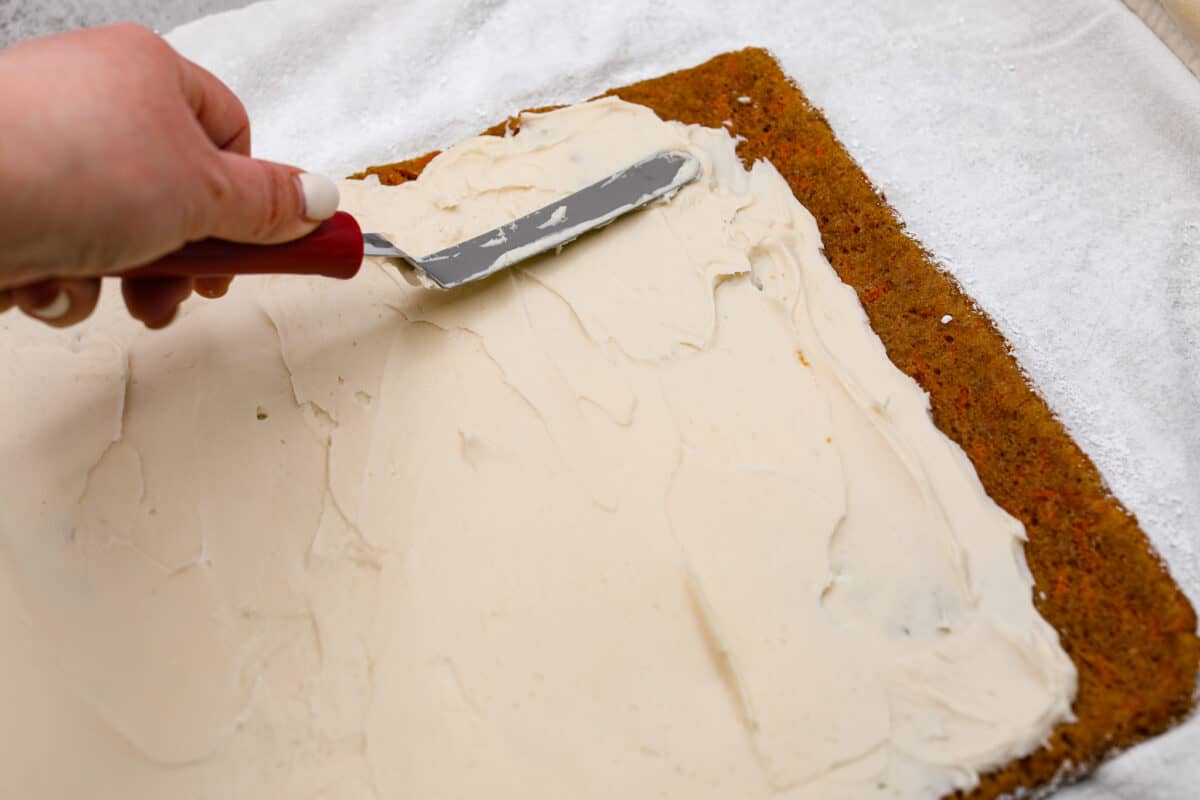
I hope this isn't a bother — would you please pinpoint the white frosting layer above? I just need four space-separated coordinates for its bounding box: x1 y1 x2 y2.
0 97 1074 799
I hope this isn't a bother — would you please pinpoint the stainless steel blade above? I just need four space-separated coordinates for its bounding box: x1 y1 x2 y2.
362 150 700 289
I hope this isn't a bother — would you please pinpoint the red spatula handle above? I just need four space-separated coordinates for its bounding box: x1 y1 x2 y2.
123 211 364 281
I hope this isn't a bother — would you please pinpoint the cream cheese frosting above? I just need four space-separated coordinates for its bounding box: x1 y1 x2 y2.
0 97 1075 799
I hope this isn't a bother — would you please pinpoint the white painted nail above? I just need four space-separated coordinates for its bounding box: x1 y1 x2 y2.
296 172 339 221
31 289 70 320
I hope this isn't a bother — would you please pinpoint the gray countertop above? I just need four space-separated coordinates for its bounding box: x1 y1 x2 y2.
0 0 246 47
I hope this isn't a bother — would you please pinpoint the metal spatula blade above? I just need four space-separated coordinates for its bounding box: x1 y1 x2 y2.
363 150 700 289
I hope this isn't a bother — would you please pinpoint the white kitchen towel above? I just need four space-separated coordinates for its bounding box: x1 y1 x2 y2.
164 0 1198 796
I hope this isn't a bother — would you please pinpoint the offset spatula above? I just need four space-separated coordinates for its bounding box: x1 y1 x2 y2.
125 151 700 290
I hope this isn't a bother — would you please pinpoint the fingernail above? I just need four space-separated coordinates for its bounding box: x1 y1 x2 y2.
296 172 339 221
31 289 70 320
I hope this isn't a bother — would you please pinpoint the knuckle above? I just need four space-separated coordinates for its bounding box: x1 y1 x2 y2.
113 24 178 68
189 160 236 238
252 169 295 240
114 22 159 42
109 22 159 48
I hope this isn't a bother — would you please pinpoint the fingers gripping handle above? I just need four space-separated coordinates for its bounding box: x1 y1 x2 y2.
124 212 365 280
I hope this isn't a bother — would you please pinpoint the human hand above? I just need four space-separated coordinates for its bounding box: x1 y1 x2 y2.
0 23 339 329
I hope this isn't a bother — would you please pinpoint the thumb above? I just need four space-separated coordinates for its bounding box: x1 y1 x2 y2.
202 153 340 244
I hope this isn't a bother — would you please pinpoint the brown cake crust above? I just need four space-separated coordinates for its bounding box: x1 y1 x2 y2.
351 49 1199 799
